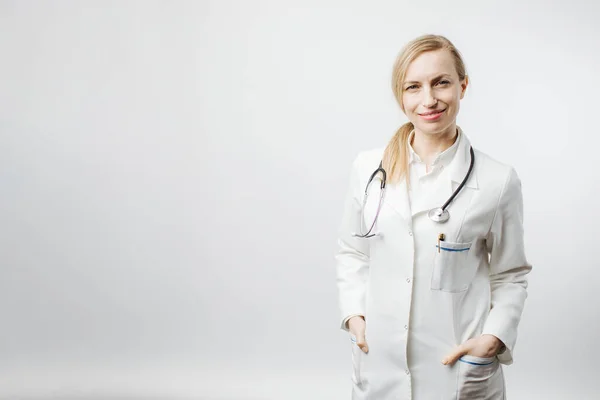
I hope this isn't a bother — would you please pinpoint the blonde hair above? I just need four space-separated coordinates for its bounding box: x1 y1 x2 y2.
383 34 468 185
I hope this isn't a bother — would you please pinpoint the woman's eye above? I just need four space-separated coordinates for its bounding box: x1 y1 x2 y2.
406 85 418 90
437 80 450 86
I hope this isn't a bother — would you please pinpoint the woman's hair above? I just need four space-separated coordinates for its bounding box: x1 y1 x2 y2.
383 34 468 185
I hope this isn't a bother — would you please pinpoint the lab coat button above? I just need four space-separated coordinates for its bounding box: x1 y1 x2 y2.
406 277 411 283
405 369 410 375
404 325 408 330
408 230 413 236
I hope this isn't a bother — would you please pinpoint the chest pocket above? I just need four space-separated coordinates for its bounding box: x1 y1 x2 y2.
431 240 477 293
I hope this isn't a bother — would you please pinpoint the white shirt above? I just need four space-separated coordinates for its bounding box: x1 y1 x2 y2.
407 129 461 213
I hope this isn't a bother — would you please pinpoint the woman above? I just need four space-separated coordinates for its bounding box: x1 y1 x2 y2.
335 34 532 399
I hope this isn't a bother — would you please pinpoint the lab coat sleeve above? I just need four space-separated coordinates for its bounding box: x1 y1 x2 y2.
482 167 532 365
335 153 370 332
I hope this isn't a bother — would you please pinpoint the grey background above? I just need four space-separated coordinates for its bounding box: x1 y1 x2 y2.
1 0 599 398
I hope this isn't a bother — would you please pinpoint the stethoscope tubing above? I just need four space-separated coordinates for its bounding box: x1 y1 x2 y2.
352 146 474 238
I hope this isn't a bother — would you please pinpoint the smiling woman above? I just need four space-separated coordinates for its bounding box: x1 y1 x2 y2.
335 34 532 400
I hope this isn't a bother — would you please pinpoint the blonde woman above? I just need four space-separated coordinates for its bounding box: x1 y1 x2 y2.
335 34 532 399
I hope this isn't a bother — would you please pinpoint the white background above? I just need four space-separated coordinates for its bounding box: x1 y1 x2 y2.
1 0 599 399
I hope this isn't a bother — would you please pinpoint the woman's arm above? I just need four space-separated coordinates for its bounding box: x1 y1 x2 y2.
482 167 533 365
335 153 370 331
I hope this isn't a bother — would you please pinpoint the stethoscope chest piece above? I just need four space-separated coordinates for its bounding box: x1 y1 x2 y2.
428 207 450 223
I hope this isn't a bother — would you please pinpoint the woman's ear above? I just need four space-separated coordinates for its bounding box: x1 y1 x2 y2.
460 76 469 99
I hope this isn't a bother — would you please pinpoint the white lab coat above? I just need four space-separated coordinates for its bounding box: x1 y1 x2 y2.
336 128 531 399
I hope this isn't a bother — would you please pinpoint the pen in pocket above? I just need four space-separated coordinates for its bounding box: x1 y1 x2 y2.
437 233 445 253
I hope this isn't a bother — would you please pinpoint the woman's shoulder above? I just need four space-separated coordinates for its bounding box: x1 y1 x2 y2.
472 147 522 193
353 147 386 169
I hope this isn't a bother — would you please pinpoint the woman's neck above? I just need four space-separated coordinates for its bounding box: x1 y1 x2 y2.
411 125 458 167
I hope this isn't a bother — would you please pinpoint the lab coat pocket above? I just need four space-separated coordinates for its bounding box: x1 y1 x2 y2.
431 240 476 293
349 336 364 387
457 355 504 399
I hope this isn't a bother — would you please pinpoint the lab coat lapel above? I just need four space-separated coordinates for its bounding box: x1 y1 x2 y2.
410 127 478 218
409 169 454 217
449 129 478 191
382 177 412 224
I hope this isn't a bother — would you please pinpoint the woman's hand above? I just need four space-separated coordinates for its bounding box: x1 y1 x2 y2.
441 334 504 365
347 316 369 354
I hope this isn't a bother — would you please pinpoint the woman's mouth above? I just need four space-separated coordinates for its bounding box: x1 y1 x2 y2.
419 109 445 121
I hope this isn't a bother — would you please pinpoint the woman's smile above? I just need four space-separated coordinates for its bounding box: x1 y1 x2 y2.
419 109 446 121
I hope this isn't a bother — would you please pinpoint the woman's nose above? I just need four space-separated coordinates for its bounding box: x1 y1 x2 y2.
422 89 437 107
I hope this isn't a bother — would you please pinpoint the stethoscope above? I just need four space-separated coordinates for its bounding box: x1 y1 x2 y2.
352 146 475 238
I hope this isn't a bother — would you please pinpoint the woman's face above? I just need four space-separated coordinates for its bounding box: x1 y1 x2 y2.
401 49 468 138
